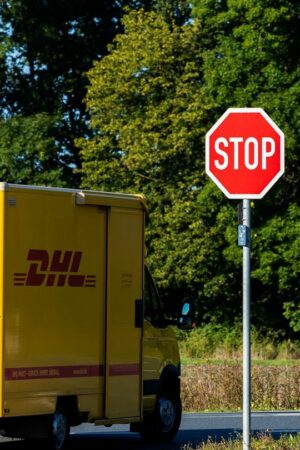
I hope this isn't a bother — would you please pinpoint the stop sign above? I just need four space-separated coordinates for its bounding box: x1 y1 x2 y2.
205 108 285 199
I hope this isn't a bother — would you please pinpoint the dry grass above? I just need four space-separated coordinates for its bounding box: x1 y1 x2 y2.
181 364 300 411
183 434 300 449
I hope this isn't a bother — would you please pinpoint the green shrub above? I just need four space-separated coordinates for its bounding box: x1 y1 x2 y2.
177 324 300 361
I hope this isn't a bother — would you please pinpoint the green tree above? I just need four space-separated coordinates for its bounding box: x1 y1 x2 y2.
0 114 65 185
79 5 300 332
78 9 243 322
251 203 300 332
191 0 300 332
0 0 137 185
0 0 190 187
192 0 300 206
153 0 191 24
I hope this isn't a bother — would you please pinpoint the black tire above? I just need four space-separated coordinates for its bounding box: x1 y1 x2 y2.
48 409 70 450
139 380 182 442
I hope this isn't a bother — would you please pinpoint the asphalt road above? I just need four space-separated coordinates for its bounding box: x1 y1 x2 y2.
0 412 300 449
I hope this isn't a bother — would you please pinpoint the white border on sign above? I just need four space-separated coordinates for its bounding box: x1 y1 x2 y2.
205 108 285 199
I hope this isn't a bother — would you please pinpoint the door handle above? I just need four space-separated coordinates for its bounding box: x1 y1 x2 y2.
135 299 143 328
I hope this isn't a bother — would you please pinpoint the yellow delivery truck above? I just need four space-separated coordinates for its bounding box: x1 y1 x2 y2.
0 183 193 449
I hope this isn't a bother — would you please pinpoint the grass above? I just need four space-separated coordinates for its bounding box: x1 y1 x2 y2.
183 434 300 449
180 356 300 366
176 324 300 362
181 363 300 411
179 326 300 412
179 326 300 446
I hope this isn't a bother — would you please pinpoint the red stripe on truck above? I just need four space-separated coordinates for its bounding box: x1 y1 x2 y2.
5 365 104 381
5 363 140 380
109 363 140 376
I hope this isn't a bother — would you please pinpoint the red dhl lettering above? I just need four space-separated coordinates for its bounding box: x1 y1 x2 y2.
13 250 96 288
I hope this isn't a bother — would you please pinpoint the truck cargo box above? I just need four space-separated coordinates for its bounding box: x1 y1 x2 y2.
0 183 145 422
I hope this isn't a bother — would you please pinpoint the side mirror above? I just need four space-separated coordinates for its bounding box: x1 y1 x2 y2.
178 299 195 330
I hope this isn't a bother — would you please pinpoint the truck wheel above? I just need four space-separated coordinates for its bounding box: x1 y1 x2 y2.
139 387 182 441
157 394 181 437
48 409 70 450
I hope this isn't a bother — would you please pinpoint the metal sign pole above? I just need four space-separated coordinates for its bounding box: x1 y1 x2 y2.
243 199 251 449
206 108 284 449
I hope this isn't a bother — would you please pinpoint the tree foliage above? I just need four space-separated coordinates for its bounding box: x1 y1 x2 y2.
192 0 300 206
1 0 131 185
0 0 187 186
79 5 300 333
78 10 242 322
0 113 64 185
192 0 300 331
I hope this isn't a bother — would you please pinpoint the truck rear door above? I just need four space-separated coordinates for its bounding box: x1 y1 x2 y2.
105 207 144 419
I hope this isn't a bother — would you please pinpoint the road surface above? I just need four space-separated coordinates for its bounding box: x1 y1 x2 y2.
0 412 299 448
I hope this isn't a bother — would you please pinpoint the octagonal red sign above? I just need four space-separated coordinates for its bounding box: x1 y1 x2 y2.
205 108 285 199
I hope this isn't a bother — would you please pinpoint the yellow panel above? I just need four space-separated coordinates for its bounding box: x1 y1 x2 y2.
105 208 144 419
3 189 106 418
78 394 104 420
4 396 56 417
107 377 140 418
143 321 180 382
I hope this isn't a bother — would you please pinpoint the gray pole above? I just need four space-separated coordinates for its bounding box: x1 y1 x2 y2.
243 199 251 449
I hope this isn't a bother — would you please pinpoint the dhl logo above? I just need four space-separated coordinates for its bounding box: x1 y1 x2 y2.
14 250 96 288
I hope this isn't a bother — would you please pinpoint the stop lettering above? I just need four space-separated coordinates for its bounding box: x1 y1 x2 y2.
205 108 285 199
214 136 275 170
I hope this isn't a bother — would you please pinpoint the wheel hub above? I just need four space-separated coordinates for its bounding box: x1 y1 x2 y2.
52 411 67 450
158 397 176 432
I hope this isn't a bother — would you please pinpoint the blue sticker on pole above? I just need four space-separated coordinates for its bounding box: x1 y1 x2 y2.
238 225 250 247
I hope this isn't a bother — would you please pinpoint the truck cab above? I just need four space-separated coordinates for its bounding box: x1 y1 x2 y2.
135 265 182 441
